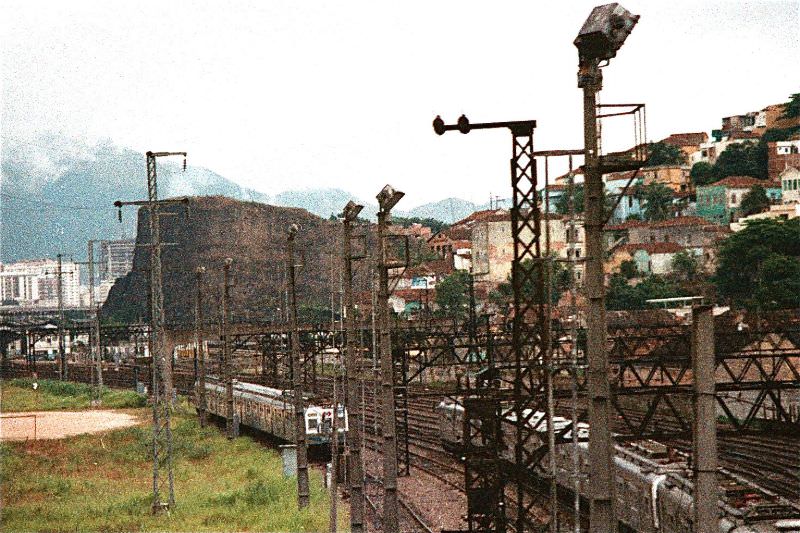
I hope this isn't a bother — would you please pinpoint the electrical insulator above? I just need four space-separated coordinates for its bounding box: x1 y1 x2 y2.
118 208 122 223
183 157 187 171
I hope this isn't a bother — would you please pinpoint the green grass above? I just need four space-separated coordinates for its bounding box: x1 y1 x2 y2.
1 401 347 531
1 379 147 412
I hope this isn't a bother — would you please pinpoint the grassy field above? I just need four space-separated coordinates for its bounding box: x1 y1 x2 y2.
1 383 345 532
1 378 147 411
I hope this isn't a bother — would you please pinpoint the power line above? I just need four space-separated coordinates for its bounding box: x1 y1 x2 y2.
0 191 119 211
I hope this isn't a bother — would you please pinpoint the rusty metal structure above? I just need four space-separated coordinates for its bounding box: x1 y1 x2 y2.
287 223 311 509
114 150 188 513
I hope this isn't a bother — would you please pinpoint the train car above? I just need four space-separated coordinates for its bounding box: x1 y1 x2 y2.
434 399 794 533
204 379 347 446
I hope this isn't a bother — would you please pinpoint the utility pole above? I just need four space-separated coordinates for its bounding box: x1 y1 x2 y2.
115 150 188 513
342 200 365 533
692 305 717 533
87 241 103 405
288 224 311 508
56 253 66 380
222 258 235 439
196 266 207 428
376 184 404 533
574 7 639 532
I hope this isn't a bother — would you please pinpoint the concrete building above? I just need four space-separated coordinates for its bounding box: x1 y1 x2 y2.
621 242 685 276
696 176 782 224
730 202 800 232
0 259 82 308
661 132 708 161
767 140 800 181
470 209 585 286
98 239 135 282
690 135 759 166
639 165 693 194
779 166 800 204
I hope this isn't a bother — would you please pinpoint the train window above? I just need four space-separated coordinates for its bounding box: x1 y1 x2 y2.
307 416 319 433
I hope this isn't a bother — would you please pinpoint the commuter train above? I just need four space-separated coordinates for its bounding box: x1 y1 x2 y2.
204 379 347 446
435 399 797 533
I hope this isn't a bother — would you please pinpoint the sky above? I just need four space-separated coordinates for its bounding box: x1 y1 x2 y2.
2 1 798 208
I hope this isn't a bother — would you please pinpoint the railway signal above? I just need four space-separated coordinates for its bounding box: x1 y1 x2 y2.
575 5 639 532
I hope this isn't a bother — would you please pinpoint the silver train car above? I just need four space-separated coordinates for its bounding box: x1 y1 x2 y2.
435 399 796 533
205 379 347 446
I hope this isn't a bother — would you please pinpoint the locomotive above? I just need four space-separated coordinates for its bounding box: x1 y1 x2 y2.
204 379 347 446
435 399 795 533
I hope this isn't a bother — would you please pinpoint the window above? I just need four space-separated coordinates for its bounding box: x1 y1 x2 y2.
731 193 737 205
664 235 670 242
628 196 633 207
576 249 581 258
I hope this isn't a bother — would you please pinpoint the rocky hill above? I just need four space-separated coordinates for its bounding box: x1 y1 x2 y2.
102 196 346 325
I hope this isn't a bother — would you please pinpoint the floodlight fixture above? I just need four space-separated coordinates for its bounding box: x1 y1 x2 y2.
224 257 233 268
377 184 404 213
288 223 299 239
574 3 639 62
342 200 364 221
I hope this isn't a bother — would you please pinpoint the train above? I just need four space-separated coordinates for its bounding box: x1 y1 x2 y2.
204 379 347 446
435 399 797 533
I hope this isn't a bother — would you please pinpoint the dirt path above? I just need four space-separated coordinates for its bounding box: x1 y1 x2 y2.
0 410 141 441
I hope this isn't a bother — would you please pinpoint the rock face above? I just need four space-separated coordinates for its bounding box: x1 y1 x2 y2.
102 196 343 325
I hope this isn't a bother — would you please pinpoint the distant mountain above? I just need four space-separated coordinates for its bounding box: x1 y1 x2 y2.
272 188 378 221
2 134 482 262
404 198 478 224
1 135 269 261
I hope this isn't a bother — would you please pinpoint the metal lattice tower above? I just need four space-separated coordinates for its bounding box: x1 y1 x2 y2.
115 150 187 513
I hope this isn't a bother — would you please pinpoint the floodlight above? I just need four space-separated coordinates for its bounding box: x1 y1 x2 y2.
342 200 364 221
376 185 404 212
288 223 299 239
574 3 639 61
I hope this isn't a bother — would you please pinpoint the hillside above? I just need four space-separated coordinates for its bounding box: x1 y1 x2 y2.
102 196 343 325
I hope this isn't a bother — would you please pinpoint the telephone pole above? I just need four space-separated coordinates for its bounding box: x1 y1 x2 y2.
196 266 207 428
342 200 365 533
288 224 311 508
56 253 66 380
222 258 235 439
376 184 404 533
87 241 103 404
115 150 188 513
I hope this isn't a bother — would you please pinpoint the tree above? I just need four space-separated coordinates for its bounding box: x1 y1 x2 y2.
392 215 449 235
606 273 681 310
646 141 686 166
671 250 699 282
619 259 638 279
690 162 715 186
554 184 584 215
435 270 470 318
740 185 770 217
489 257 569 309
637 182 673 221
781 93 800 119
713 218 800 310
712 141 766 180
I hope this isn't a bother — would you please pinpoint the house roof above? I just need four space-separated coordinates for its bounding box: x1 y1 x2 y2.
621 242 684 255
661 132 708 147
727 130 760 140
710 176 781 189
650 216 710 228
605 220 647 231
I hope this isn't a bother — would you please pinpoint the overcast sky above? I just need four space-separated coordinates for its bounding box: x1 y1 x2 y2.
2 1 798 208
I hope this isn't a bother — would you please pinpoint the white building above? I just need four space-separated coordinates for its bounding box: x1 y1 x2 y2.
0 259 82 308
98 239 135 282
780 166 800 205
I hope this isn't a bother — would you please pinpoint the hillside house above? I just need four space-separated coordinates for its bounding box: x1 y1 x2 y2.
696 176 782 224
768 139 800 180
780 166 800 204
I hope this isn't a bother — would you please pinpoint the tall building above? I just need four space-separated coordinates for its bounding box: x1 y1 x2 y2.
0 259 81 308
98 239 135 282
